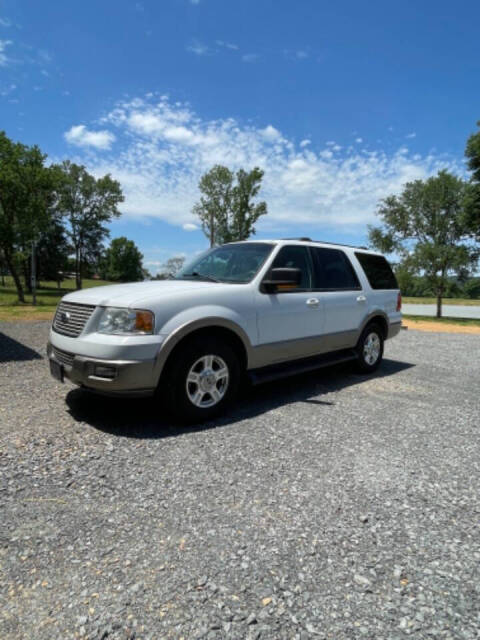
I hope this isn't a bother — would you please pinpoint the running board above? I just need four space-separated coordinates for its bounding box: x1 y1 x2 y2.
248 348 357 386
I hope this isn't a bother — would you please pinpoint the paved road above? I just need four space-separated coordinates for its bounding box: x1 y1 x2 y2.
1 322 480 639
403 303 480 319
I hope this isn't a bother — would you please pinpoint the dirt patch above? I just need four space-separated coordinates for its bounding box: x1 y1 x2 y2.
402 319 480 334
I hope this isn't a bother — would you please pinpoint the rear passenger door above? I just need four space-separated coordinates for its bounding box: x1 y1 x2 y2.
311 247 365 349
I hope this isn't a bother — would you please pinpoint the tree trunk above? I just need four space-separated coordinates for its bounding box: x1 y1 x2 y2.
23 258 32 294
75 247 82 289
209 213 214 247
4 250 25 303
436 293 442 318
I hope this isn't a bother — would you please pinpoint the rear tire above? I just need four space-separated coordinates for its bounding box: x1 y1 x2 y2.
355 323 384 373
163 336 240 423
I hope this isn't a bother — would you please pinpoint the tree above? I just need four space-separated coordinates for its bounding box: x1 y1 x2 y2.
103 237 144 282
56 161 124 289
163 255 185 276
193 165 267 246
0 132 60 302
193 165 233 246
369 170 479 317
464 120 480 240
151 255 185 280
36 218 70 286
228 168 267 243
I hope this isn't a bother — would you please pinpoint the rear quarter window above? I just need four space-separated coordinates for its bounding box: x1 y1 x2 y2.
355 252 398 289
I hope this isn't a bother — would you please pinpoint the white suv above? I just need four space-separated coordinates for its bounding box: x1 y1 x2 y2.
47 239 402 421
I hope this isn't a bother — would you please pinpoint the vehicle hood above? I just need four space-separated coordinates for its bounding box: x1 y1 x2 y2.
62 280 220 308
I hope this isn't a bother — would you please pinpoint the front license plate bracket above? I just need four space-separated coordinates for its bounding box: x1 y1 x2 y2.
49 359 64 383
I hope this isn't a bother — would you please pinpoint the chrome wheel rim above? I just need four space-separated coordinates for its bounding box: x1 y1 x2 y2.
363 332 381 366
186 355 229 408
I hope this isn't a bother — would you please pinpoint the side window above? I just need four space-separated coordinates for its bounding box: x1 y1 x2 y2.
312 248 361 290
354 252 398 289
267 245 313 290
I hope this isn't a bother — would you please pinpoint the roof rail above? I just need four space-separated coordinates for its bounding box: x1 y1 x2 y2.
281 237 368 250
312 240 370 250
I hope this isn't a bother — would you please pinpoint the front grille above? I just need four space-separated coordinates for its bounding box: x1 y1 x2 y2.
53 301 96 337
52 346 74 367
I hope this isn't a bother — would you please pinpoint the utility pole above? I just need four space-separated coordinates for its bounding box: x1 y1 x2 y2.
31 240 37 306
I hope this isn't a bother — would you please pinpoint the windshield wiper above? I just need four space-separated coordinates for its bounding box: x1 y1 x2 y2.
181 271 221 283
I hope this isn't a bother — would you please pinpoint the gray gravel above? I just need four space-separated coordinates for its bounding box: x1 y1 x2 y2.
1 322 480 639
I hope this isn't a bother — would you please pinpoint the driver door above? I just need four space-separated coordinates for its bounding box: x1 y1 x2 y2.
255 245 325 364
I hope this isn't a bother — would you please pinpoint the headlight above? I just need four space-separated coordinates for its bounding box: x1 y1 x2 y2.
98 307 154 335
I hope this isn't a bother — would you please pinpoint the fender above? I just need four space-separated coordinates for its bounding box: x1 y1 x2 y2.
358 309 390 338
152 315 254 385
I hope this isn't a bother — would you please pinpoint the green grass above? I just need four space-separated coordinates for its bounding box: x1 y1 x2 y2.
403 314 480 327
403 296 480 306
0 276 114 321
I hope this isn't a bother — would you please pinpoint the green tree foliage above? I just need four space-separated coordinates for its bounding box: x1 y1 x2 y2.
36 218 70 284
193 165 233 247
369 170 479 317
464 121 480 240
56 161 124 289
193 165 267 246
0 131 60 302
103 236 144 282
463 277 480 299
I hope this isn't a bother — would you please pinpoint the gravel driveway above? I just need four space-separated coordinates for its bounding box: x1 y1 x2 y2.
1 322 480 640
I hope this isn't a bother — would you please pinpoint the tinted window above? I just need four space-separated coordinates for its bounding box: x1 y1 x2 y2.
355 253 398 289
176 243 274 283
312 248 361 290
268 245 313 290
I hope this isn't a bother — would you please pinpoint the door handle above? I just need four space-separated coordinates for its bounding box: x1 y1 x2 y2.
356 295 366 302
306 298 320 307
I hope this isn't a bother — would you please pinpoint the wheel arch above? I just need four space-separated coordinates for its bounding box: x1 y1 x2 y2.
153 317 251 386
360 312 389 340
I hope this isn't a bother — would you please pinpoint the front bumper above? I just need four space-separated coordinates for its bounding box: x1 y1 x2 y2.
47 342 157 397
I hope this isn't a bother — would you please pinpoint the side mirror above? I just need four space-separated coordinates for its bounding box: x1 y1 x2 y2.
262 267 302 292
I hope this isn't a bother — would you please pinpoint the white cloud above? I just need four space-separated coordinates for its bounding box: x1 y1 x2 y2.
300 139 311 148
260 125 282 142
216 40 238 50
0 17 11 27
64 125 116 150
242 53 259 63
296 50 308 59
183 223 198 231
69 94 459 232
186 40 209 56
355 137 363 143
0 39 12 66
406 132 417 139
0 83 16 96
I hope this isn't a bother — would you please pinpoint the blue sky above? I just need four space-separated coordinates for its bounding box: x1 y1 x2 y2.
1 0 479 273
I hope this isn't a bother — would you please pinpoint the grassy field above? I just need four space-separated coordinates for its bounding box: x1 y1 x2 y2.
403 296 480 306
0 276 114 321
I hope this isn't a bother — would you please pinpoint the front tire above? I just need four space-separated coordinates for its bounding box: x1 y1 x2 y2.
355 323 384 373
164 337 240 423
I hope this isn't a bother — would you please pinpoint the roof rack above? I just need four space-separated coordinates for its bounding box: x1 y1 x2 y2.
312 240 369 250
281 237 368 250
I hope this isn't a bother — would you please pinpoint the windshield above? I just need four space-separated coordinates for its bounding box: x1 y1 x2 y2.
176 242 274 283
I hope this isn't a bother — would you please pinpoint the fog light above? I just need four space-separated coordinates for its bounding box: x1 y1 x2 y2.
94 365 117 379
